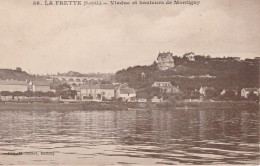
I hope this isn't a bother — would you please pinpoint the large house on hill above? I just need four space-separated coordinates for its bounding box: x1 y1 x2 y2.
157 52 175 70
0 80 28 92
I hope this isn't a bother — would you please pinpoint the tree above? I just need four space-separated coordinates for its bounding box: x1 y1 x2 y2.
190 91 200 99
0 91 12 96
221 90 237 100
24 91 34 98
34 91 44 97
70 90 77 99
12 91 24 100
0 91 12 101
56 83 76 99
205 89 217 99
248 91 259 101
12 91 24 97
45 91 56 97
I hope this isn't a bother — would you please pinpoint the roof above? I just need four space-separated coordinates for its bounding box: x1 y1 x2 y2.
242 88 259 91
120 88 136 94
33 81 51 86
99 84 115 89
0 80 27 85
157 52 173 60
183 52 195 57
154 81 171 84
153 81 173 87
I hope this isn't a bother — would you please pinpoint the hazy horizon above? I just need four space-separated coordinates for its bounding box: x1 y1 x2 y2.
0 0 259 74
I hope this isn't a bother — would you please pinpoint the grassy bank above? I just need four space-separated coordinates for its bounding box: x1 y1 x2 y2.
0 101 258 111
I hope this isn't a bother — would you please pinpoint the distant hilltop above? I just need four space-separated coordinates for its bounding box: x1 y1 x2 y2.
55 71 114 77
0 68 39 81
115 52 259 90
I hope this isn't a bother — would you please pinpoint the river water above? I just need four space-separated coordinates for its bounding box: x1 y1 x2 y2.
0 108 259 165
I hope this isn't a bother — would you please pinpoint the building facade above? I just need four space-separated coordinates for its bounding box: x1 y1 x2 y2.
152 81 179 94
31 81 51 92
0 80 28 92
80 84 115 101
183 52 195 61
157 52 175 70
116 87 136 102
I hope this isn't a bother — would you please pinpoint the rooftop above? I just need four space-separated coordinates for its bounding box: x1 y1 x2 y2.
80 84 115 90
33 81 51 86
0 80 27 85
120 88 136 94
157 52 173 60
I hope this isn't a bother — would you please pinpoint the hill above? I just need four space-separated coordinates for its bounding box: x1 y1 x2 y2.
115 55 259 91
0 68 38 81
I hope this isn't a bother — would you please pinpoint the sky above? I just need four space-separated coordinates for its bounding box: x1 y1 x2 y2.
0 0 259 74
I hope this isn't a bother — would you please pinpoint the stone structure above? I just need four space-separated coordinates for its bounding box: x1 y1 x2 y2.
52 76 101 85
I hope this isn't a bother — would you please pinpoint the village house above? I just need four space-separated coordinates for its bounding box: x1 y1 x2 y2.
152 81 179 94
80 84 115 101
116 86 136 102
183 52 195 61
30 81 51 92
151 96 162 103
0 80 28 92
157 52 175 70
241 88 259 98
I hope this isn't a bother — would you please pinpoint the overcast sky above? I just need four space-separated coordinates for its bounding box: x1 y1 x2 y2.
0 0 259 74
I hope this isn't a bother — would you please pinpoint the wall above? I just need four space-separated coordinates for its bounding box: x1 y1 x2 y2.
0 85 28 92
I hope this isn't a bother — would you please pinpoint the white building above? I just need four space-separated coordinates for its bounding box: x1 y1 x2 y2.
116 84 136 102
0 80 28 92
30 81 51 92
80 84 115 101
241 88 259 98
183 52 195 61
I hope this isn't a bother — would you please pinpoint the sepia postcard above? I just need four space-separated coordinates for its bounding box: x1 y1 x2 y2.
0 0 259 165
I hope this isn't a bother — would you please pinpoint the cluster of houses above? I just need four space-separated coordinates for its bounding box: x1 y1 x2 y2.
0 51 259 102
0 79 138 102
79 83 136 102
0 78 259 102
199 86 260 99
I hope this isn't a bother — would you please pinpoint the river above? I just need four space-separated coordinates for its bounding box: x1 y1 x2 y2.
0 108 259 165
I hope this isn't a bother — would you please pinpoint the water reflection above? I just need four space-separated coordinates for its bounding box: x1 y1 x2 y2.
0 108 259 165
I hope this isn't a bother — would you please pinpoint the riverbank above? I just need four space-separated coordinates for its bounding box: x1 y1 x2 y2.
0 101 258 111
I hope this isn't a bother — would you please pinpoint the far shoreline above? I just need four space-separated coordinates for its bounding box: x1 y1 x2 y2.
0 100 258 111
